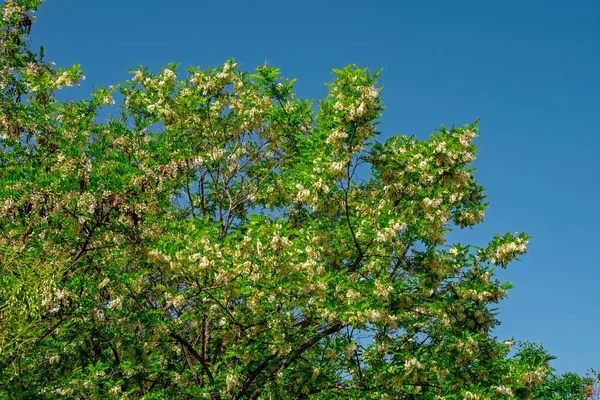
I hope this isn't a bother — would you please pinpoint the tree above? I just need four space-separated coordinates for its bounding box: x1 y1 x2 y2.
0 1 593 398
511 343 597 400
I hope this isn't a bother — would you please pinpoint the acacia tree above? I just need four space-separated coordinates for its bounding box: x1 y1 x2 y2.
0 1 593 399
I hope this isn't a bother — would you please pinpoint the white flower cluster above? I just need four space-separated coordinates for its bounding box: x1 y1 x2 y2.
190 62 238 97
53 70 83 88
160 68 177 85
376 220 406 243
404 357 424 373
108 386 121 395
148 249 171 263
313 178 330 194
54 288 69 300
325 129 348 145
101 91 115 106
190 156 204 167
421 197 443 211
493 385 514 396
107 297 122 310
270 234 291 251
459 129 477 147
456 337 479 356
463 391 481 400
520 366 547 385
330 161 345 174
0 198 15 217
373 280 393 300
344 342 356 359
492 238 528 264
332 85 379 123
295 183 311 203
131 70 144 82
225 373 238 391
77 192 96 215
54 388 74 396
461 289 493 302
1 0 27 22
345 289 361 305
164 293 185 309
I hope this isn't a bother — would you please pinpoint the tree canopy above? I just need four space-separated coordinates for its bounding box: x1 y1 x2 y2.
0 1 596 399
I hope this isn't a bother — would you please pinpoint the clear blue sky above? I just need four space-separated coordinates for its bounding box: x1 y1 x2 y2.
30 0 599 375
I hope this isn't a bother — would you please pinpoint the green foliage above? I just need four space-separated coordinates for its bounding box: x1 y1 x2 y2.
0 1 594 399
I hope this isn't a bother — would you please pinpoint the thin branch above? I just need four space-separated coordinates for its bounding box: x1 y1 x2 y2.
168 332 217 392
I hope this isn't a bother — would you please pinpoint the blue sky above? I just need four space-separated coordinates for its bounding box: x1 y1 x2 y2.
30 0 599 375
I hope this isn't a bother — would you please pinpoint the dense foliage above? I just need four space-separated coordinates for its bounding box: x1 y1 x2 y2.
0 1 596 398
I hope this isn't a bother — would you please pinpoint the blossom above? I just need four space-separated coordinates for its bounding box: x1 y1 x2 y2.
0 45 546 397
161 68 177 84
494 385 514 396
404 357 424 373
344 343 356 359
54 288 69 300
373 280 392 300
464 391 480 400
325 129 348 145
330 161 345 173
492 237 528 264
225 374 238 390
101 93 115 106
107 297 122 310
109 386 121 395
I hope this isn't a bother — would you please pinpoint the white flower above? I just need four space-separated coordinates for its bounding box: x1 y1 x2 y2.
495 385 514 396
2 2 17 21
225 374 238 390
364 86 379 99
373 281 392 300
295 184 311 202
356 102 366 117
345 289 360 305
102 94 115 106
270 235 291 251
404 357 424 374
109 386 121 394
314 178 329 194
54 288 69 300
132 70 143 81
161 68 177 84
330 161 345 173
326 129 348 145
311 367 321 381
107 297 122 310
190 156 204 167
492 238 528 264
344 343 356 359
